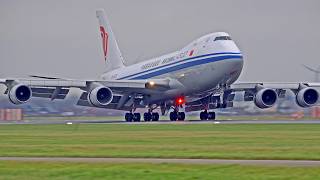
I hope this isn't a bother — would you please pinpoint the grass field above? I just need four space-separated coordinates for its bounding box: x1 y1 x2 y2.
0 124 320 160
1 123 320 179
0 161 320 180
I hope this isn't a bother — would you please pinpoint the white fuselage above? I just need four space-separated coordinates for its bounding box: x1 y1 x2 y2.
101 32 244 102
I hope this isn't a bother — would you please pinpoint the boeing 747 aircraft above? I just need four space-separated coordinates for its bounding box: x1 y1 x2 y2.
1 10 319 121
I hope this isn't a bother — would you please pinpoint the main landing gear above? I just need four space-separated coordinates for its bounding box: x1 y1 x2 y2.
200 110 216 120
169 107 186 121
125 109 160 122
143 110 160 122
125 112 141 122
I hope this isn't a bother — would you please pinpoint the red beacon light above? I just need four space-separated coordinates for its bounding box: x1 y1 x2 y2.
175 96 185 106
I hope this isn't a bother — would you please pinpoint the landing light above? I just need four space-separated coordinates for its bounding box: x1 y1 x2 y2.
146 81 156 88
149 81 155 86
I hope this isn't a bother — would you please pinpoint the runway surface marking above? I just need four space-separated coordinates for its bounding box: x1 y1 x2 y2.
1 157 320 166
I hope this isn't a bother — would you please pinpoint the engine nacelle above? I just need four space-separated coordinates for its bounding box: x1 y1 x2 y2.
88 86 113 106
254 88 278 109
296 88 319 108
9 84 32 105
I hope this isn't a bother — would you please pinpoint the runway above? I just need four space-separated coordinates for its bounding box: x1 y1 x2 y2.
1 119 320 125
0 157 320 166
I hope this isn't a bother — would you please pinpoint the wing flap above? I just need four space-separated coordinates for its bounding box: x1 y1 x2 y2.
32 93 67 100
31 87 69 94
31 87 70 100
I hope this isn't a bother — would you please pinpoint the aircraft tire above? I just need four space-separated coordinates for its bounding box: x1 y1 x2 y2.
178 112 185 121
170 112 178 121
200 111 208 120
125 113 133 122
208 112 216 120
133 113 141 122
152 112 160 121
144 112 152 122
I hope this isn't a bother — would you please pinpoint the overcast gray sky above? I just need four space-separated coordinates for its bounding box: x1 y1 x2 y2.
1 0 319 82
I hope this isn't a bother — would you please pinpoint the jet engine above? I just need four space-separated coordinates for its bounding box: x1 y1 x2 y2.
254 88 278 109
88 86 113 106
9 84 32 104
296 87 319 108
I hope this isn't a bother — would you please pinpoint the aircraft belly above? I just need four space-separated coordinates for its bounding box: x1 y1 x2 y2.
103 53 244 104
148 58 243 103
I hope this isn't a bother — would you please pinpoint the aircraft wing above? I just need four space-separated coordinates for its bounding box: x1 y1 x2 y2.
0 78 183 110
230 82 320 91
0 78 175 91
230 82 320 103
185 82 320 112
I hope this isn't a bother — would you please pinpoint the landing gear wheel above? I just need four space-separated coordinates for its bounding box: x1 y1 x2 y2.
144 112 152 122
170 111 178 121
178 112 185 121
208 112 216 120
133 113 141 122
125 113 133 122
200 111 208 120
151 112 160 121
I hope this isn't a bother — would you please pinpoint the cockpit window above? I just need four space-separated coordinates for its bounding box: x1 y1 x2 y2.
214 36 232 41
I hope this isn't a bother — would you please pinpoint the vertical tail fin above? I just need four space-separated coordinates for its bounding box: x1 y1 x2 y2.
96 9 125 71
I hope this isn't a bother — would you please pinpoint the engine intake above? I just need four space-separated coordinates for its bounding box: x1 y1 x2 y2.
296 88 319 107
9 84 32 104
254 88 278 109
88 86 113 106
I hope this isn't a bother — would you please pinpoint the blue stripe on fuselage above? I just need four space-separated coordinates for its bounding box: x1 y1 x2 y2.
118 52 242 80
131 55 242 80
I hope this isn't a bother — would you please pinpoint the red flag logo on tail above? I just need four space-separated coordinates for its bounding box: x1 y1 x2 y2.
100 26 109 61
